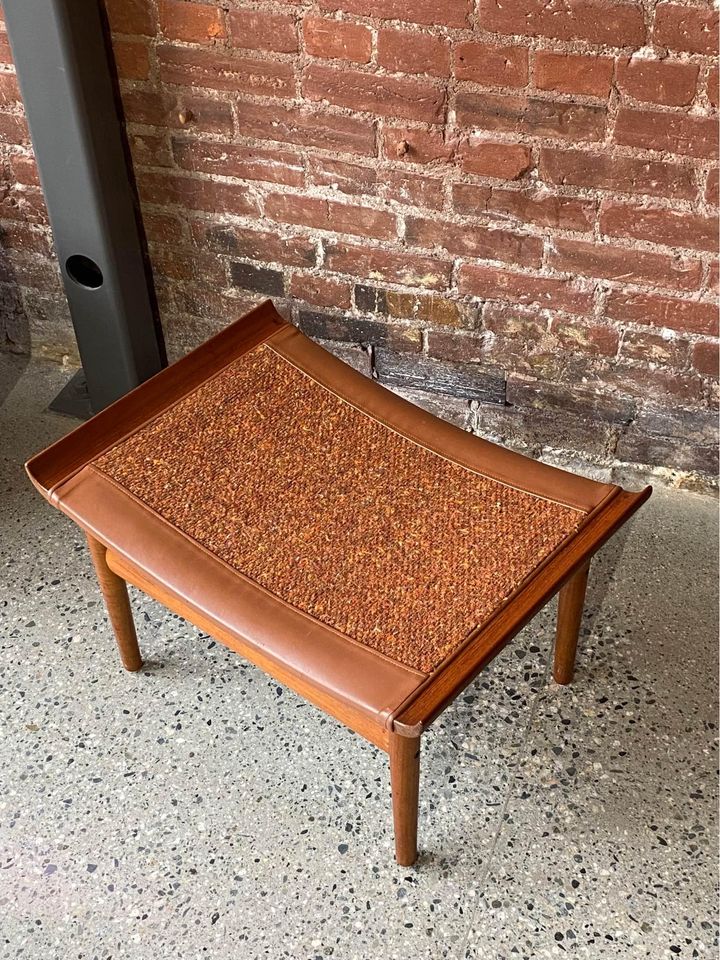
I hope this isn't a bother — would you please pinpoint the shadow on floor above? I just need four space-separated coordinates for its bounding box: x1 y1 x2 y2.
0 350 30 406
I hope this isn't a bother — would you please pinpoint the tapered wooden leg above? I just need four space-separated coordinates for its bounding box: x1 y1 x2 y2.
86 534 142 672
389 731 420 866
553 562 590 685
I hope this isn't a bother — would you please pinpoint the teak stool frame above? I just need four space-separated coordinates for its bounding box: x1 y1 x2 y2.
27 302 650 867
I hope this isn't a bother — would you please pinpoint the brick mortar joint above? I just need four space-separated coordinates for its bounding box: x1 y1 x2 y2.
149 184 717 267
143 207 718 309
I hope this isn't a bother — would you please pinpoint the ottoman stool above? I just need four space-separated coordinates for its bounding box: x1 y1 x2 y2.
26 300 650 866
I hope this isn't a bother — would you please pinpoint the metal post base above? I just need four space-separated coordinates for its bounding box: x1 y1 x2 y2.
48 368 93 421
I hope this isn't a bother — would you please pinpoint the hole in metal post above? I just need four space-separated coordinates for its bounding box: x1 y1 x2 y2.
66 254 104 289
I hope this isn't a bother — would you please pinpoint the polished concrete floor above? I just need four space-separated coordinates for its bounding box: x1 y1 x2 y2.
0 354 717 960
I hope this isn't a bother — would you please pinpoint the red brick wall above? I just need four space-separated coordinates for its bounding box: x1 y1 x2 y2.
0 0 718 484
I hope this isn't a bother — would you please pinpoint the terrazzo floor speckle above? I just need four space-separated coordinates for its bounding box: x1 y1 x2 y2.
0 354 717 960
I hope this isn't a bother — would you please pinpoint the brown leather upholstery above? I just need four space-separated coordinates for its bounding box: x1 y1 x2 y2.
55 465 424 725
26 301 633 736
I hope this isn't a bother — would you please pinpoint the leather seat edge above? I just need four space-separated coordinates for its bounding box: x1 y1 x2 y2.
55 467 425 726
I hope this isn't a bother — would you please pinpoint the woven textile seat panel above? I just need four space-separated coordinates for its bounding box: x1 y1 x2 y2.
26 301 651 866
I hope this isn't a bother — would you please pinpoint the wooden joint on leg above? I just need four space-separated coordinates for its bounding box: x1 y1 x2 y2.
86 534 142 672
389 730 420 867
553 561 590 685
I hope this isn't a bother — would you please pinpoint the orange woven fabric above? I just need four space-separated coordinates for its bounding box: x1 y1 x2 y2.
94 344 584 673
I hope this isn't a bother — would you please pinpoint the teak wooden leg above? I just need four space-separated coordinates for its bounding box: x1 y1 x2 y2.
389 731 420 866
86 534 143 672
553 562 590 685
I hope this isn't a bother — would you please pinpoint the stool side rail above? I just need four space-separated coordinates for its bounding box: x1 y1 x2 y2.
392 485 652 735
105 547 392 752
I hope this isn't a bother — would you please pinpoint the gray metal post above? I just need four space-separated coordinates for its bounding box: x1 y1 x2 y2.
3 0 164 414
